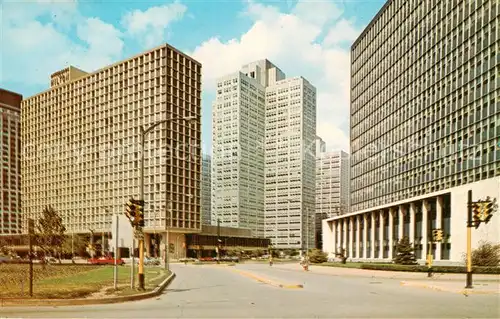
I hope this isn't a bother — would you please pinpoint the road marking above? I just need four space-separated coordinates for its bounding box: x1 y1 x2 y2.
400 281 500 295
229 268 303 289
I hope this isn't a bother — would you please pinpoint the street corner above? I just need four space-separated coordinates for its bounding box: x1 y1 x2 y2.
229 268 304 289
399 280 500 295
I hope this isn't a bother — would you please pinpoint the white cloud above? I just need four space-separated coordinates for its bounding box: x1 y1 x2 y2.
121 1 187 49
323 18 360 46
192 0 361 152
1 2 124 88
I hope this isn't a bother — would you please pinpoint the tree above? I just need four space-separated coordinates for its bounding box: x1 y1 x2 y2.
308 249 328 264
393 236 418 265
35 206 66 260
471 241 500 267
62 234 89 258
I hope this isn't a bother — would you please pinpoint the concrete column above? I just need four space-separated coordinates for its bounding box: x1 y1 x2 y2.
343 218 347 255
356 215 361 258
409 203 416 245
422 200 428 260
398 205 404 240
331 221 337 255
388 208 394 259
348 217 354 258
379 210 384 259
362 214 368 258
337 220 342 253
370 212 375 259
435 196 443 261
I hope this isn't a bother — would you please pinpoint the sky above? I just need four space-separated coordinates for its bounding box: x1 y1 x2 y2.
0 0 386 154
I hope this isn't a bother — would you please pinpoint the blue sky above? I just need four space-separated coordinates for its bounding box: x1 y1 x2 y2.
1 0 386 152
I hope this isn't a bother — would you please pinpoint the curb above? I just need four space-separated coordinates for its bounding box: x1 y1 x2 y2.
0 273 176 307
400 280 500 295
231 269 303 289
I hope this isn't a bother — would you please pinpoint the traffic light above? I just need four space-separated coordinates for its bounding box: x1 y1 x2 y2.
125 198 145 227
483 200 495 224
472 202 482 229
432 229 443 242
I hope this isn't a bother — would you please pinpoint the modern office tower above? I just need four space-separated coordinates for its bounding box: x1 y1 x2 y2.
323 0 499 264
21 44 202 259
316 136 326 155
201 154 212 225
265 76 317 251
0 89 22 235
315 150 350 248
212 60 284 237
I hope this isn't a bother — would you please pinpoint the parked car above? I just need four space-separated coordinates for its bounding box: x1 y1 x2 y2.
88 256 125 265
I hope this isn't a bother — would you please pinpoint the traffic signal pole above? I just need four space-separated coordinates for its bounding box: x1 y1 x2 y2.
138 127 146 291
465 189 473 289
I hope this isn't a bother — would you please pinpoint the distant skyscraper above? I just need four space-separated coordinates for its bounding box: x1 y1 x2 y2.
315 150 349 248
201 154 212 225
0 89 22 235
212 59 317 250
212 60 284 237
264 76 317 251
316 137 326 155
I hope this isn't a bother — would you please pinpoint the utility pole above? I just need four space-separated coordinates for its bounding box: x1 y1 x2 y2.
465 190 473 289
113 214 119 290
28 218 34 297
130 238 135 288
217 218 221 264
165 203 170 271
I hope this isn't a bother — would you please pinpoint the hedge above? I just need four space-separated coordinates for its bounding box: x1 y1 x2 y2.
360 263 500 274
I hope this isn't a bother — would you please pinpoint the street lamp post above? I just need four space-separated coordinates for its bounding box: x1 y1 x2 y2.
139 116 197 289
165 202 171 272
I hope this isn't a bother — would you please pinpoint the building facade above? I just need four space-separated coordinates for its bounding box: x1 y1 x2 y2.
212 60 317 250
21 45 202 260
0 89 22 235
264 76 317 250
211 60 284 237
201 153 212 225
315 150 350 248
323 0 500 263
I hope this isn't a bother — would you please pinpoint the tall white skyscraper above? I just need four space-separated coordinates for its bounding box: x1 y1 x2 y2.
212 60 285 237
315 150 350 248
212 60 316 250
264 77 317 251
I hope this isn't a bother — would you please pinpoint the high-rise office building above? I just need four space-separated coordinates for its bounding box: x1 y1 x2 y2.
212 60 317 250
316 137 326 155
21 44 202 258
212 60 284 237
0 89 22 235
323 0 499 263
264 76 317 250
315 150 349 248
201 154 212 225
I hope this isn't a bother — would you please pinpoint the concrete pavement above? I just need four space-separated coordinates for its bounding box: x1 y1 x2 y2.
1 263 499 318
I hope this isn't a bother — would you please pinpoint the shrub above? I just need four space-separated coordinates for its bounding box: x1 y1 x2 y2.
471 241 500 267
308 249 328 264
360 263 500 274
393 236 418 265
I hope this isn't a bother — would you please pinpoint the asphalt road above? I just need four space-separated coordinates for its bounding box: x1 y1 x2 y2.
1 263 499 318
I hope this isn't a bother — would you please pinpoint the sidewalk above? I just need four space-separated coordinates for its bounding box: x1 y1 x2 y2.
272 263 500 282
400 280 500 295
